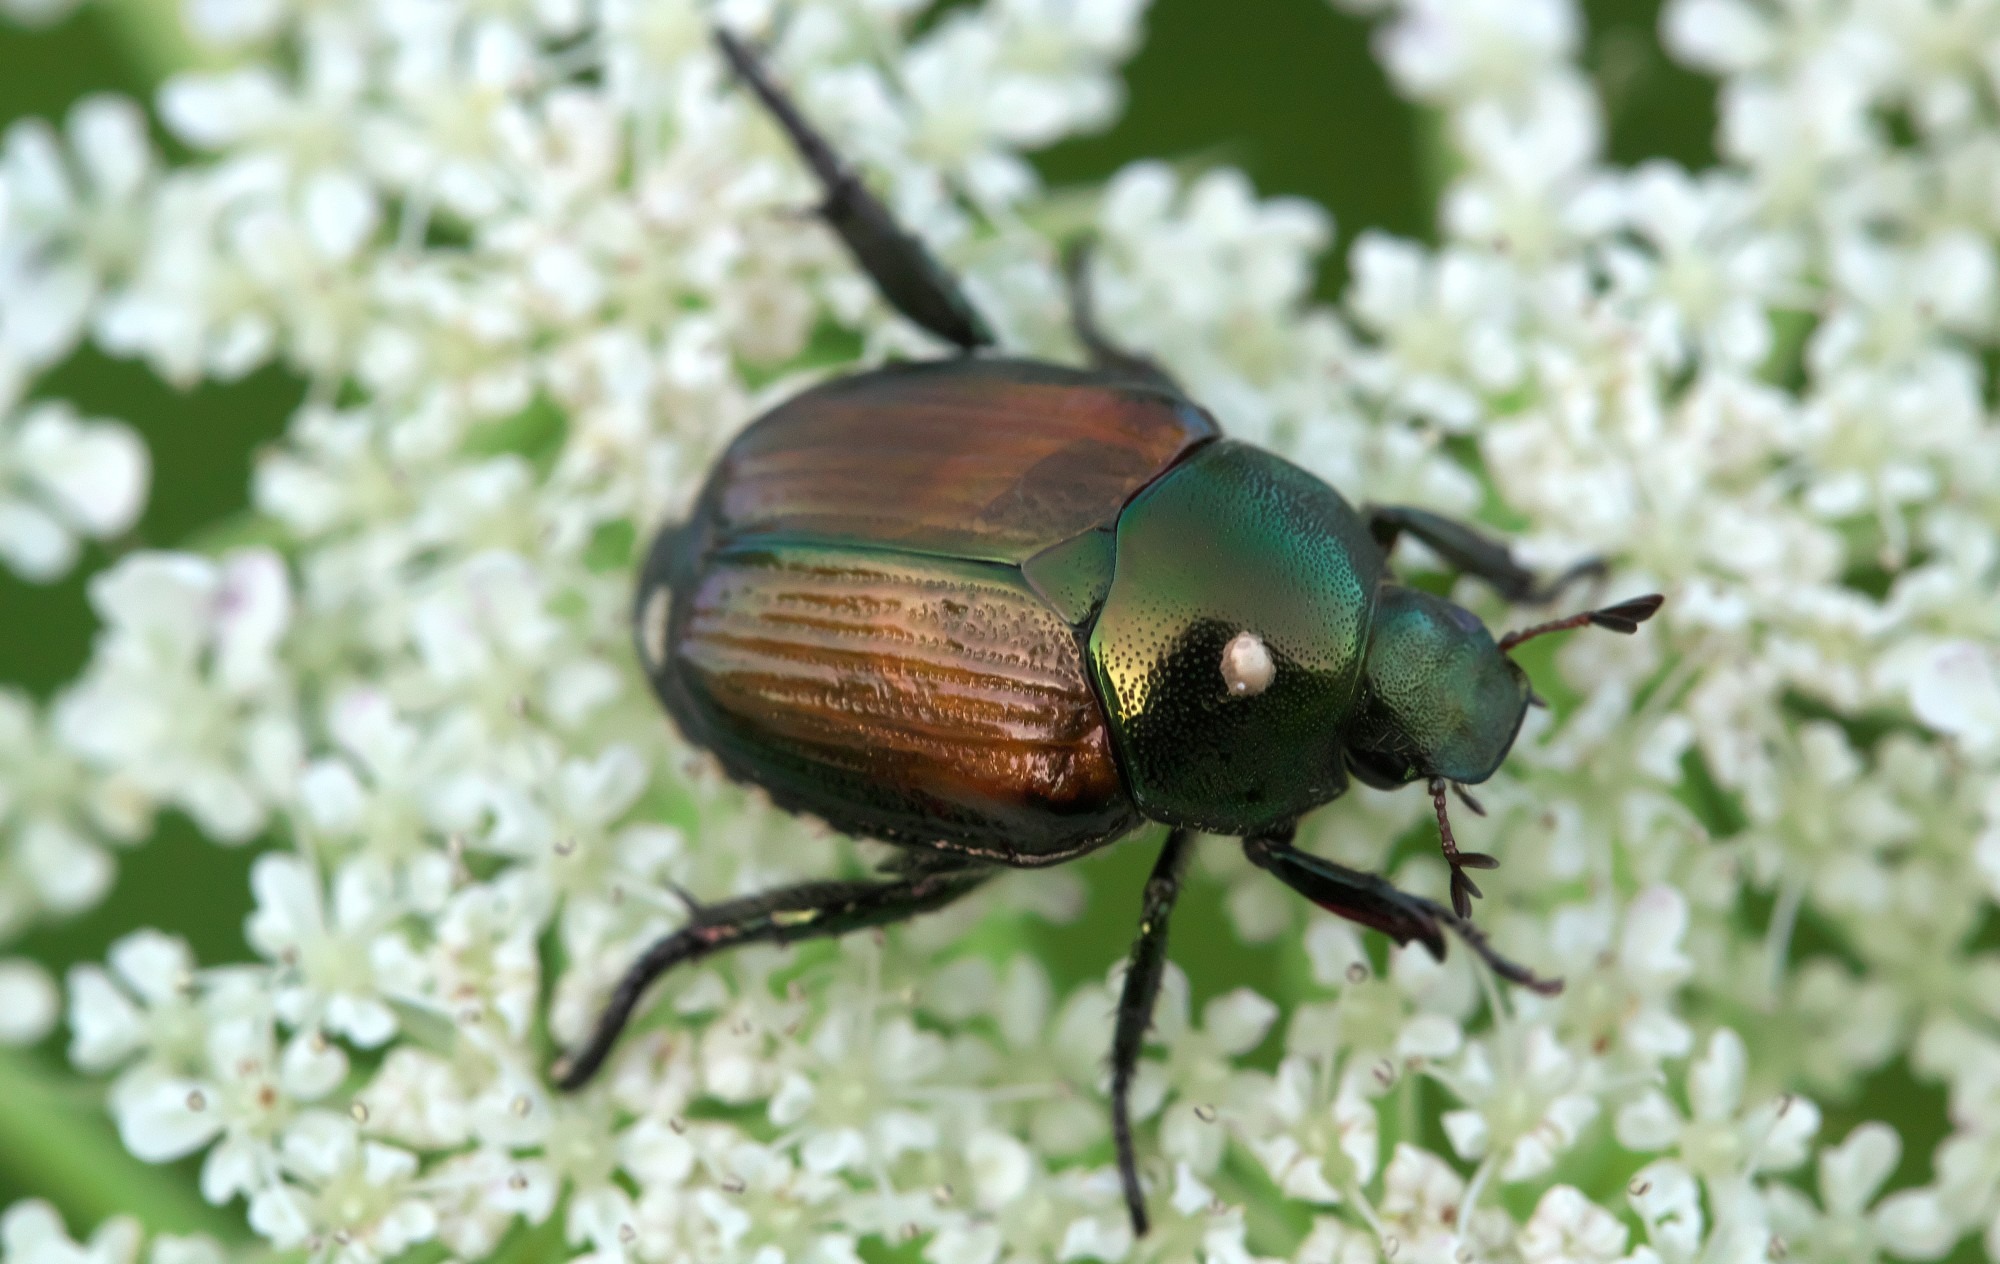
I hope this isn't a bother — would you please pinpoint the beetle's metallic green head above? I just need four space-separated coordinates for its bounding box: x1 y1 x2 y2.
1345 585 1530 789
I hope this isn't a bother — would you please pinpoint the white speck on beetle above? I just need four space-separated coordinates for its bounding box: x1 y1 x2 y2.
1220 630 1274 697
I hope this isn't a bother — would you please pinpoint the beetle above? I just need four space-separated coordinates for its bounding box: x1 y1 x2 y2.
555 29 1663 1237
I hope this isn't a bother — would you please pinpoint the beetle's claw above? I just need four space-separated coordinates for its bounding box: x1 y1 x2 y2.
1448 869 1481 918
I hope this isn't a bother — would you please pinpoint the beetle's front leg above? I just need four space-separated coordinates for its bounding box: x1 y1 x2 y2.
1241 827 1562 995
554 861 990 1089
1365 504 1603 605
1110 827 1193 1237
714 29 995 352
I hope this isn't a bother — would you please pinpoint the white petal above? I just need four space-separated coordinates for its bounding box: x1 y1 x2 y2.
1441 1108 1488 1160
116 1077 224 1161
212 549 290 692
88 553 216 654
297 760 366 835
66 964 145 1070
302 170 378 262
247 853 321 955
966 1130 1032 1209
67 96 150 201
246 1184 313 1248
1202 988 1278 1057
109 929 194 1004
1688 1028 1745 1120
15 406 148 538
1820 1122 1899 1216
278 1029 348 1099
0 497 79 581
1614 1091 1682 1152
1906 641 2000 752
1873 1189 1955 1260
0 959 57 1044
19 818 114 911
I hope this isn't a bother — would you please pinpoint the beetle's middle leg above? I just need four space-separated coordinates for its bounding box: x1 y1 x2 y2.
1365 504 1603 605
1110 827 1193 1237
1241 826 1562 995
714 30 995 352
555 860 990 1089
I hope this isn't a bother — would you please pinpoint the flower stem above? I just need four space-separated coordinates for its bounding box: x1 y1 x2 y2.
0 1049 240 1239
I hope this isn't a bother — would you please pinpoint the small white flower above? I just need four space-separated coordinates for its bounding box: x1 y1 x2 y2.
55 550 297 842
246 854 402 1045
1764 1123 1957 1263
66 929 210 1077
1518 1185 1628 1264
1436 1025 1600 1182
1625 1160 1704 1260
1245 1050 1380 1204
1615 1029 1821 1191
1377 1143 1471 1262
0 398 148 582
0 1203 139 1264
0 96 154 366
248 1113 438 1263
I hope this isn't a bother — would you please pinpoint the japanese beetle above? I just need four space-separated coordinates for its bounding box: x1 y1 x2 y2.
557 30 1663 1237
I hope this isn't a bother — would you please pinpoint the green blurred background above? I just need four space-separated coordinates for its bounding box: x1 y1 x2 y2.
0 0 1716 1241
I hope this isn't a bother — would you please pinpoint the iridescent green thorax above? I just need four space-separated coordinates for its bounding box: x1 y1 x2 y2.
1347 585 1530 785
1088 441 1385 834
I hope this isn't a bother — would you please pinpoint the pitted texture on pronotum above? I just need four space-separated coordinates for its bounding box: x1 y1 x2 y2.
1086 440 1384 834
1350 585 1532 785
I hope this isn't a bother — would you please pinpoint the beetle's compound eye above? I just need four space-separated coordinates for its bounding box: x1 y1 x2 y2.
639 585 672 670
1220 630 1274 698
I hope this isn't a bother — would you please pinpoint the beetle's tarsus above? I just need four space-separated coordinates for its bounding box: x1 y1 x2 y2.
714 27 995 351
1431 777 1497 919
1589 592 1666 633
1110 828 1193 1237
1498 592 1666 652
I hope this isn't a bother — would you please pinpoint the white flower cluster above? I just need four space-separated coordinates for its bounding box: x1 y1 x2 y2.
0 98 152 580
2 0 1999 1259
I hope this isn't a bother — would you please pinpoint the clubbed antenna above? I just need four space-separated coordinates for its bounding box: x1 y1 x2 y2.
1498 593 1664 654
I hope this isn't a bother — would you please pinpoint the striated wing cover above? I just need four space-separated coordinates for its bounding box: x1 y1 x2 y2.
648 540 1142 856
703 358 1219 563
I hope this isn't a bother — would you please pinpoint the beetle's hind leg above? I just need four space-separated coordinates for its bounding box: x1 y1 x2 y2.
1241 827 1561 995
1364 504 1604 605
1109 827 1193 1237
554 860 990 1089
1063 238 1182 393
714 29 995 352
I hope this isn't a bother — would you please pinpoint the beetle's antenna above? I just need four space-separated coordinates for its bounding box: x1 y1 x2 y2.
1497 593 1664 653
1430 777 1500 919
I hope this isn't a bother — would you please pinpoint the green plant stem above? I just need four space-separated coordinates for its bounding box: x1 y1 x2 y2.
0 1048 241 1239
